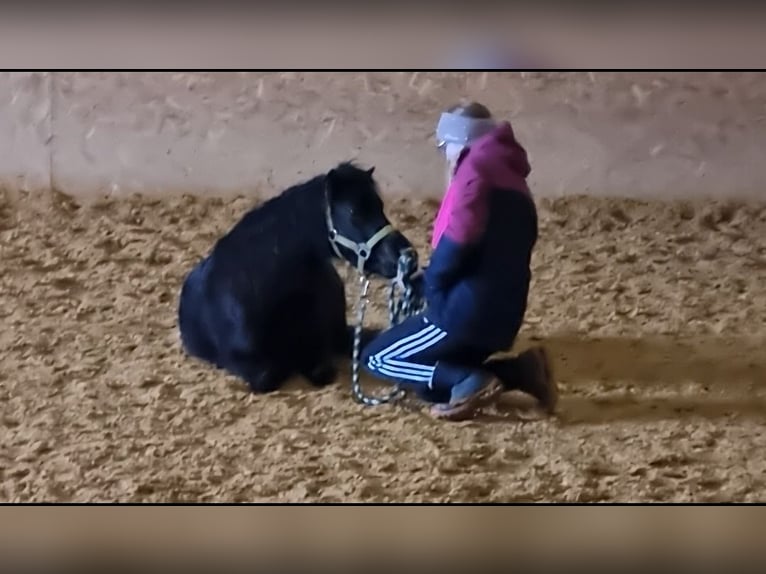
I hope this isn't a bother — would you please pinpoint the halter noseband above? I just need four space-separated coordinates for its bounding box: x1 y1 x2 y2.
324 187 395 273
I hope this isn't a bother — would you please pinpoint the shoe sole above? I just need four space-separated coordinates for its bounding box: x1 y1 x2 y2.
429 378 504 422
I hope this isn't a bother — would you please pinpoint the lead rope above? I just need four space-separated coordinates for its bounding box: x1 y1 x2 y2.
350 249 426 407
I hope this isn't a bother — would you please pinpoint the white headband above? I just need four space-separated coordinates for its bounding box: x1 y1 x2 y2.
435 111 496 148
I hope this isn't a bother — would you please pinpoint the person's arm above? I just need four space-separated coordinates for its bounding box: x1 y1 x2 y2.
425 177 489 294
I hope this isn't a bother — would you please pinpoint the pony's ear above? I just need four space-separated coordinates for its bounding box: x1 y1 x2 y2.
366 166 375 177
325 168 338 197
325 168 351 206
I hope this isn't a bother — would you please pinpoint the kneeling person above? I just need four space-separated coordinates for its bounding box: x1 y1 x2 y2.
362 102 557 421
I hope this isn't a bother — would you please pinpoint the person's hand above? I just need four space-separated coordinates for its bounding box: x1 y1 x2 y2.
395 265 424 293
406 268 426 299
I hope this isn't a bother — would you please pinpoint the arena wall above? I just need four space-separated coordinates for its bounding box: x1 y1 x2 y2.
2 71 765 201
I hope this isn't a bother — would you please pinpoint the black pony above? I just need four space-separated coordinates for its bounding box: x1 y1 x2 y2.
178 162 413 393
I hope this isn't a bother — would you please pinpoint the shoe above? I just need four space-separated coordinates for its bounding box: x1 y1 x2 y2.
429 372 503 422
516 346 558 414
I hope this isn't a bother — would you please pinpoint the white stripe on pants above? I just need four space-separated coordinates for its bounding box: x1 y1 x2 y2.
367 321 448 386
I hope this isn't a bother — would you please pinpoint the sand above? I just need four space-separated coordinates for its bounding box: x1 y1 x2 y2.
1 188 766 503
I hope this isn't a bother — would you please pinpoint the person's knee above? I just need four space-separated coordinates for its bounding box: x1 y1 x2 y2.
359 327 391 365
361 334 396 375
360 340 377 368
361 316 430 373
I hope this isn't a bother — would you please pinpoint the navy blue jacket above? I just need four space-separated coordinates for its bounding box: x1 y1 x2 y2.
424 122 538 351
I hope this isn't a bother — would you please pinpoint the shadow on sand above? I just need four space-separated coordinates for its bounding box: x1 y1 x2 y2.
485 332 766 425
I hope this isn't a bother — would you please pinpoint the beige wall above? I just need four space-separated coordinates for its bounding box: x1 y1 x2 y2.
2 71 765 201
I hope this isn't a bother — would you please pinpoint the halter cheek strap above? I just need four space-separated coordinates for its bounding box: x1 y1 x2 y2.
324 195 395 273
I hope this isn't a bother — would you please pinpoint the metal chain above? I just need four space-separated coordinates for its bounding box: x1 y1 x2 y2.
388 280 426 327
350 273 406 406
388 246 425 326
350 250 426 407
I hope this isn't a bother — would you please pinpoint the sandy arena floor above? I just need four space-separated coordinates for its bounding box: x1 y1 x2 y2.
1 188 766 502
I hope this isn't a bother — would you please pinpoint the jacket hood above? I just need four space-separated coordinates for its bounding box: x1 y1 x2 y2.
464 121 531 194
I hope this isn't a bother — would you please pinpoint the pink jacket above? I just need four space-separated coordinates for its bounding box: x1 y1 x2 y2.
431 121 531 249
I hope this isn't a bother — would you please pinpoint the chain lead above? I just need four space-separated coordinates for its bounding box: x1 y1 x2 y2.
350 250 426 407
